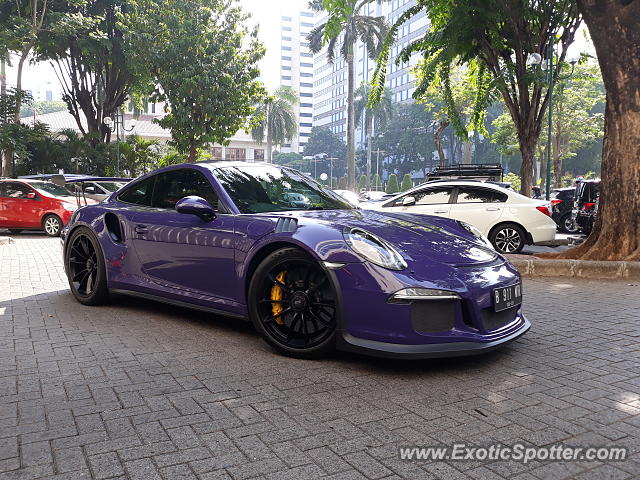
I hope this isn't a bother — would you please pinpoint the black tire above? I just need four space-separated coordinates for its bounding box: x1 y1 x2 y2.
248 247 337 359
558 212 579 234
42 214 63 237
8 229 22 234
65 227 109 305
489 223 526 254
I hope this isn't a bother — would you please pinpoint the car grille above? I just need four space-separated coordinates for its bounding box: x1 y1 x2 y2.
411 300 456 333
480 306 519 331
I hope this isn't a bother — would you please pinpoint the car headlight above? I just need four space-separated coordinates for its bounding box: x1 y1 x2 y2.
458 221 494 249
344 227 407 270
63 203 79 212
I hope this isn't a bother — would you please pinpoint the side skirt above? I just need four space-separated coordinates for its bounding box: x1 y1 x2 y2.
109 288 249 321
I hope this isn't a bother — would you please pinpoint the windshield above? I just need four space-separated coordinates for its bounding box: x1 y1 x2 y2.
96 182 126 192
213 165 353 213
33 182 74 197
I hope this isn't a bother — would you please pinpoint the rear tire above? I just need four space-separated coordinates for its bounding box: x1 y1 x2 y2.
65 227 109 305
248 247 337 359
559 212 579 234
42 214 63 237
489 223 526 254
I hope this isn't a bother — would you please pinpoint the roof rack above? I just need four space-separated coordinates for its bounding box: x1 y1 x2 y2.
427 163 504 181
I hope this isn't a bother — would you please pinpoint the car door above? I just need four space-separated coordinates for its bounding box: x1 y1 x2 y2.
130 168 238 302
380 186 454 218
2 182 41 228
448 185 507 235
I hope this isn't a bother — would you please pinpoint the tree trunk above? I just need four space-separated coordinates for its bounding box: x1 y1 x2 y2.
462 141 472 164
188 144 197 162
548 0 640 261
266 129 273 163
518 132 537 197
366 114 373 189
13 47 30 124
0 57 6 177
346 51 356 191
434 120 449 167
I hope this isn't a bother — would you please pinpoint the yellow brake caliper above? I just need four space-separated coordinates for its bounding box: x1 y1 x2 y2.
271 271 287 325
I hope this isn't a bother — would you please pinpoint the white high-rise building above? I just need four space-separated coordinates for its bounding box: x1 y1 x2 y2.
279 10 315 154
311 0 429 146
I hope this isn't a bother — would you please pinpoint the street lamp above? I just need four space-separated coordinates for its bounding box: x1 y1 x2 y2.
104 110 137 176
527 43 577 200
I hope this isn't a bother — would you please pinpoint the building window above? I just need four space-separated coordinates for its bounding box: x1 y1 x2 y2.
282 36 292 41
151 103 156 114
301 52 313 58
226 148 246 161
212 147 223 160
301 62 313 67
281 56 291 61
282 16 292 21
282 66 292 71
281 75 292 80
300 113 312 117
282 26 292 32
301 93 313 97
300 132 311 137
254 149 264 161
282 46 292 52
300 22 314 27
301 103 313 107
300 72 313 77
300 82 313 87
301 11 314 17
300 122 312 127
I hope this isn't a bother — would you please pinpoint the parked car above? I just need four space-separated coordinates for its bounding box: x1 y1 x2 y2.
572 180 600 234
61 162 529 359
363 180 556 254
332 189 360 205
19 174 131 202
550 187 579 233
0 179 91 236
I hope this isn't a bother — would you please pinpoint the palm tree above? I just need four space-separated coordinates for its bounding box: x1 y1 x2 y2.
354 83 393 187
251 86 298 162
307 1 387 191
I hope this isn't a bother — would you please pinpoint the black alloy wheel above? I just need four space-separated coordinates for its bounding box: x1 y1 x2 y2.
65 227 109 305
249 248 338 358
559 212 580 234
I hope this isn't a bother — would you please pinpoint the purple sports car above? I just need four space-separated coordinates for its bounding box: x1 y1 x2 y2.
61 162 530 359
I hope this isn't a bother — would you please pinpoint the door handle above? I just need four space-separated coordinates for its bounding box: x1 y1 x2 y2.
134 224 148 235
485 207 500 211
433 210 448 214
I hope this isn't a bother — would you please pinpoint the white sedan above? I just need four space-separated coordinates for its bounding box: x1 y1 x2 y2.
363 180 556 254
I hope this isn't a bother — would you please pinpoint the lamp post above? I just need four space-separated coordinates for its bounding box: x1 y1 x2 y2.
527 41 577 200
103 109 136 176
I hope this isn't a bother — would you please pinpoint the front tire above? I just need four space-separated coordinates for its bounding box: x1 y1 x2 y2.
65 227 109 305
490 223 526 254
42 214 63 237
248 248 338 359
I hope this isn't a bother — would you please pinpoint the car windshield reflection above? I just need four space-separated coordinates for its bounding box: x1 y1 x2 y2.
213 165 354 214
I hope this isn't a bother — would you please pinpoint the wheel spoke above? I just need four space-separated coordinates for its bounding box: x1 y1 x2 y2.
262 307 292 324
287 313 301 342
268 273 289 293
72 267 90 282
307 276 327 294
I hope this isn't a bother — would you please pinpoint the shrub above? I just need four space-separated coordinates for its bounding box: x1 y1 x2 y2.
386 174 399 194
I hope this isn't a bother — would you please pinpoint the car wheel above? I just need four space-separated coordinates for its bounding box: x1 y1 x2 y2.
65 227 109 305
490 223 526 254
8 229 22 234
559 212 579 234
248 247 337 359
42 214 63 237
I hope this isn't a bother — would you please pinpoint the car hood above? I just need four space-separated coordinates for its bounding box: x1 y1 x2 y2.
265 209 498 266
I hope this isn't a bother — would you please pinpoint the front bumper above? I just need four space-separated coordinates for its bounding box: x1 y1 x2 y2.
330 259 531 359
338 316 530 359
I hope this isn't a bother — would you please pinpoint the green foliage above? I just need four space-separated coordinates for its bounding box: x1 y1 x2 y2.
303 127 347 176
125 0 267 159
400 173 412 191
273 152 309 172
19 101 68 118
251 86 298 159
386 173 399 194
371 173 382 191
117 135 161 176
358 174 368 190
354 83 393 133
373 103 436 177
503 172 521 192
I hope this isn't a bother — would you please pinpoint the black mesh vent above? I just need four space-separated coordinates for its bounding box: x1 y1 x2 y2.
480 306 519 331
275 218 298 233
411 300 456 333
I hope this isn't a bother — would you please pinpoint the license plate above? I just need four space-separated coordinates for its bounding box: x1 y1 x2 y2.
493 283 522 312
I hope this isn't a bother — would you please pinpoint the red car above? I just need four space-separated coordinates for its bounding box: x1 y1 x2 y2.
0 179 86 236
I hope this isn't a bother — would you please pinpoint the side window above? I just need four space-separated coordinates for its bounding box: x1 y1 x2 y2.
3 182 34 199
456 186 507 204
393 187 452 206
0 183 6 197
151 169 219 210
118 176 156 206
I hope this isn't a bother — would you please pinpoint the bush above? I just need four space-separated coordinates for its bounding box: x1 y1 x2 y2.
358 174 368 191
338 176 347 189
386 174 399 194
503 172 521 192
371 174 382 191
401 174 412 191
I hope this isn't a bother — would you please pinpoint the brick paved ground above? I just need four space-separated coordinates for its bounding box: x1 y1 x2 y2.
1 234 639 480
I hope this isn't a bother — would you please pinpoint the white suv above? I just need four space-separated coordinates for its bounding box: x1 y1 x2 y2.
363 180 556 254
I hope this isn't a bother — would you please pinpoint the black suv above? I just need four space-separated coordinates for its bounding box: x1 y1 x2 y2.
572 180 600 234
551 188 578 233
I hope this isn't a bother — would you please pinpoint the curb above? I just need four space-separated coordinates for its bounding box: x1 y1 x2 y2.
508 257 640 280
0 237 13 246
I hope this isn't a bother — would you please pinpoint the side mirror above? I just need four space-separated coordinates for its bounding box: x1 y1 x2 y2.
402 196 416 206
84 186 96 194
175 196 215 221
27 192 36 199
